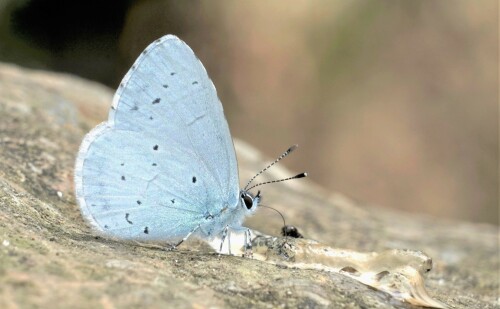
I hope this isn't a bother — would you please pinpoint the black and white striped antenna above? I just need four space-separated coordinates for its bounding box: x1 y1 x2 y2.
244 144 307 191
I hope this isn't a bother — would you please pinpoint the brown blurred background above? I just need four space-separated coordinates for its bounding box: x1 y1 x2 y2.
0 0 497 224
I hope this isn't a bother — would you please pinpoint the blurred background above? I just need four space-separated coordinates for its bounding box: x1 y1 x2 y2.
0 0 497 224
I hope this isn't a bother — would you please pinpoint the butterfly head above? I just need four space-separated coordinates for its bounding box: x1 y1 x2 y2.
240 145 307 214
240 190 261 213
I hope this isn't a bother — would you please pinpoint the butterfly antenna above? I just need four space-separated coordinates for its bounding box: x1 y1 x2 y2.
246 172 307 191
244 145 299 190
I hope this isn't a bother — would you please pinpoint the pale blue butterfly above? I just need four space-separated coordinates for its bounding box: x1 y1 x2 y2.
74 35 306 252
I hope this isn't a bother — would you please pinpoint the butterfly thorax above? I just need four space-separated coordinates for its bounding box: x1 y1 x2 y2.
196 190 260 240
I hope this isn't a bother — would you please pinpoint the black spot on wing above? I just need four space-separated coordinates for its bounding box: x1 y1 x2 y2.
121 176 126 181
192 81 198 85
153 145 159 151
192 176 197 183
171 199 175 204
152 98 161 104
125 213 133 224
137 200 142 205
170 72 176 76
144 227 149 234
163 84 168 88
152 163 157 166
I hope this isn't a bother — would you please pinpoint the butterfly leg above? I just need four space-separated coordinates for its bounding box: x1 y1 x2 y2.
219 225 231 255
168 225 200 250
243 228 253 258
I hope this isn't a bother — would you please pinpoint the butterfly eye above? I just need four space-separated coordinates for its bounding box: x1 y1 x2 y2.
243 194 253 209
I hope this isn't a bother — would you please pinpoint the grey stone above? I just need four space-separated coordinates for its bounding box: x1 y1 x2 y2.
0 63 498 308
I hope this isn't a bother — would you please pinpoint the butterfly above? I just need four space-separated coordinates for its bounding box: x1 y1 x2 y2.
74 35 306 253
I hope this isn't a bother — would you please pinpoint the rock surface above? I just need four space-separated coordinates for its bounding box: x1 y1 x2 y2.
0 62 498 308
